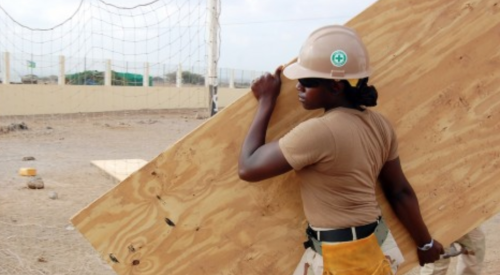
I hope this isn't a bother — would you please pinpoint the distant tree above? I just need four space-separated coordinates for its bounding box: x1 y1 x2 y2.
21 74 38 84
165 71 205 85
152 76 164 82
183 71 205 85
165 72 176 84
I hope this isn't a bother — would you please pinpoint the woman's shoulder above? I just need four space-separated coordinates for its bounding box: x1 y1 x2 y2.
294 116 330 132
362 108 393 124
365 109 398 142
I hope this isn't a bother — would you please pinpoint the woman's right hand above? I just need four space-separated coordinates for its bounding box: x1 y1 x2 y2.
251 66 283 103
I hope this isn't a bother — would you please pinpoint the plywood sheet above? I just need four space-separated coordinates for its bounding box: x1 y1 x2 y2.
71 0 500 274
91 159 148 182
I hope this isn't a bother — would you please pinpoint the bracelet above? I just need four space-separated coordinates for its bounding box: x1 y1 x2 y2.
417 239 434 251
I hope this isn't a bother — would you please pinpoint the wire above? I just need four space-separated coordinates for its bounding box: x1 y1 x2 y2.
98 0 161 10
0 0 85 31
222 16 349 26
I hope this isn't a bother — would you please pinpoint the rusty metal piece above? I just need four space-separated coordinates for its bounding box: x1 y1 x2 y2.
442 242 465 259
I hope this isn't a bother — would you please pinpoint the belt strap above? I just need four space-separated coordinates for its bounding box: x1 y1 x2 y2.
306 219 379 242
304 217 389 256
304 236 323 255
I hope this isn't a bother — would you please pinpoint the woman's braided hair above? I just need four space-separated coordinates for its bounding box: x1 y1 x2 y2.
342 77 378 108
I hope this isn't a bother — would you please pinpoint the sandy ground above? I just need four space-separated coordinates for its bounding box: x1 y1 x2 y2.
0 109 498 275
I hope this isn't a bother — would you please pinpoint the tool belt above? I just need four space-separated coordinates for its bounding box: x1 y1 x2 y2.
303 216 389 256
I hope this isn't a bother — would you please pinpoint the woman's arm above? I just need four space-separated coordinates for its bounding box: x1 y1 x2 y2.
238 67 292 182
379 157 444 266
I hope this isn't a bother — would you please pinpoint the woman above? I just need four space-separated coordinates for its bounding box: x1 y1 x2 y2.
238 25 444 274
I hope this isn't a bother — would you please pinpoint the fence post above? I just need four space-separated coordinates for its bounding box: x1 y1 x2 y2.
176 63 182 88
2 52 10 84
105 59 112 86
59 55 65 85
144 62 150 87
229 69 235 88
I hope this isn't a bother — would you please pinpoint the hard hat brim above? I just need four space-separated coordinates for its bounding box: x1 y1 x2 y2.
284 62 327 80
284 62 372 80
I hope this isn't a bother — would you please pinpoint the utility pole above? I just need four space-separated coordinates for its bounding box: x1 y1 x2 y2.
207 0 220 116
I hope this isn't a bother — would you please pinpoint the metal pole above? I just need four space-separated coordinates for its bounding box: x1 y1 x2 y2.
207 0 219 116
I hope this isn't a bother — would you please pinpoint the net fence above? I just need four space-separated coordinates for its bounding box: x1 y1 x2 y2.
0 1 260 274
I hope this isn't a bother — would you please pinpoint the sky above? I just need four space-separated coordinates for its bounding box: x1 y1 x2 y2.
0 0 377 73
218 0 377 71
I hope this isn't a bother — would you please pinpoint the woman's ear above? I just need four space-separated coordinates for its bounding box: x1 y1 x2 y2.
327 80 344 94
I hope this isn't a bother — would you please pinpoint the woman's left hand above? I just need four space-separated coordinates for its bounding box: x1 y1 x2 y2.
417 239 445 266
251 66 282 103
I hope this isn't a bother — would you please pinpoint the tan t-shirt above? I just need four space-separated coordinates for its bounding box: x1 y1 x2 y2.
279 107 399 228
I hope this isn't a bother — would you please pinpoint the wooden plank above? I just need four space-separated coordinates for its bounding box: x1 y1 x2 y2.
71 0 500 274
91 159 148 182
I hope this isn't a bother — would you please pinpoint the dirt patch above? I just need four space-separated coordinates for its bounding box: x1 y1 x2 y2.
0 122 29 134
0 109 207 274
0 109 498 274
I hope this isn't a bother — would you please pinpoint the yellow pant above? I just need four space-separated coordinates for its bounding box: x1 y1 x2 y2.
292 232 403 275
322 233 392 275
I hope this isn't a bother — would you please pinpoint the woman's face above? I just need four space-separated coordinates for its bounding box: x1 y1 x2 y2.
296 78 337 110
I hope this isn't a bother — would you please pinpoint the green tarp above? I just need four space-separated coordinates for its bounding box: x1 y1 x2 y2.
66 70 152 86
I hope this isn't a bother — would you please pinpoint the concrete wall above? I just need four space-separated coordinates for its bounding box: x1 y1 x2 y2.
0 85 247 116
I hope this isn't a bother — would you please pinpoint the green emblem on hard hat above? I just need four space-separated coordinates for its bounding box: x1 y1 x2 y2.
331 50 348 67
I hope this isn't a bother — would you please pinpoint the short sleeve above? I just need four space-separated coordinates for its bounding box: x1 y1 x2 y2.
387 122 399 161
278 119 334 170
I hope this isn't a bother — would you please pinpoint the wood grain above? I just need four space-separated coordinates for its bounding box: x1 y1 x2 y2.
71 0 500 274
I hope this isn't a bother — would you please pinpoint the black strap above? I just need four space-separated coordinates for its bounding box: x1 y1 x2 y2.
306 220 378 243
303 238 313 250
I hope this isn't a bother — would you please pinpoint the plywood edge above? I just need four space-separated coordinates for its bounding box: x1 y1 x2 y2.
91 159 148 182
